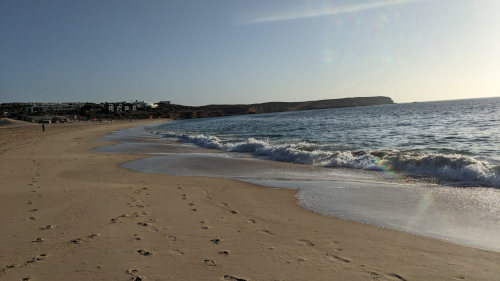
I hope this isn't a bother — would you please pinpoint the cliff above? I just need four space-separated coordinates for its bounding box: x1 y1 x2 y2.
206 96 394 115
162 96 394 119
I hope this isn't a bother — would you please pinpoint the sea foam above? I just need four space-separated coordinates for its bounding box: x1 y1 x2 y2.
160 132 500 188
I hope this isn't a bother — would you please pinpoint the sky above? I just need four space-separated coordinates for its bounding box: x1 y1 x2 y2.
0 0 499 105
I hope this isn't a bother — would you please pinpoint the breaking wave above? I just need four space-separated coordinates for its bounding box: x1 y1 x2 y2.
160 132 500 188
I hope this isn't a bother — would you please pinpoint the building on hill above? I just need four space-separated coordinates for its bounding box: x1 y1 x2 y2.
25 102 84 114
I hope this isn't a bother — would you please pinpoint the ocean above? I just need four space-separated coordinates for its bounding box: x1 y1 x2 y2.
97 97 500 251
153 97 500 187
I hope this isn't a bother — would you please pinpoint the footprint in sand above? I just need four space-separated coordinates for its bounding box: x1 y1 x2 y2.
69 238 84 245
69 234 99 245
137 249 154 256
386 273 408 281
126 269 139 275
220 203 239 215
210 238 222 245
203 259 216 266
4 264 16 271
297 239 314 247
31 237 43 243
126 269 145 281
39 224 55 230
224 274 247 281
133 211 148 217
171 248 184 255
259 229 274 235
245 218 256 224
218 250 230 256
326 253 351 263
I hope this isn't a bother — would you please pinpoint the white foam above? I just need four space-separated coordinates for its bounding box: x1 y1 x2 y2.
160 131 500 188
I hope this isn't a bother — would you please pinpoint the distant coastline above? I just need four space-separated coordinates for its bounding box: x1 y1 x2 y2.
1 96 394 122
170 96 394 119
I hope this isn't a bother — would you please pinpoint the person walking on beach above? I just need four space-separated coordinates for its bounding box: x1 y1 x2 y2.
42 124 45 132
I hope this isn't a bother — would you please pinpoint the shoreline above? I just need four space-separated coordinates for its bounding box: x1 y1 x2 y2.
1 120 499 280
115 123 500 252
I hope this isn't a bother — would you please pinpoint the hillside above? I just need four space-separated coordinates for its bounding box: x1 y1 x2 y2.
205 96 394 115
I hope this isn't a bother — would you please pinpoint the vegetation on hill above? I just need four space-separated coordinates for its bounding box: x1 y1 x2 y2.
1 96 394 122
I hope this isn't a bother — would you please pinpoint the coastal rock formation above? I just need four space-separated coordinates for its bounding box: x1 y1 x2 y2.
244 96 395 114
167 96 394 119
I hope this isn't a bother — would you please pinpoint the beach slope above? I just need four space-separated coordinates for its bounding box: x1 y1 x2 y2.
0 121 498 281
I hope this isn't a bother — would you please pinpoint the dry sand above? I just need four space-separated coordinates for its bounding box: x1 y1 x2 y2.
0 118 38 129
0 120 499 281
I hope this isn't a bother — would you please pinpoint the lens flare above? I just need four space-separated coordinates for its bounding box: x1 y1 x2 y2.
376 159 393 173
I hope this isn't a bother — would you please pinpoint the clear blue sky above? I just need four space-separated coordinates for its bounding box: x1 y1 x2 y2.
1 0 499 105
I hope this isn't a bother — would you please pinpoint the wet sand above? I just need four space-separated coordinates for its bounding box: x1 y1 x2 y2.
1 120 499 280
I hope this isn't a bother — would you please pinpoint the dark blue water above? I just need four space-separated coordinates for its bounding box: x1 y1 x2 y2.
151 97 500 187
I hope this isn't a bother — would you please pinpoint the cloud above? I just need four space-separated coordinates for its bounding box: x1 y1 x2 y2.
243 0 424 24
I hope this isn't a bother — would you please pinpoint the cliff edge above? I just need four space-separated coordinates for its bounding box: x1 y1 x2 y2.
163 96 394 119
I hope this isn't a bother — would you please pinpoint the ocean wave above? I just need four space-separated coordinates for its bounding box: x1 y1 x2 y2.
160 132 500 187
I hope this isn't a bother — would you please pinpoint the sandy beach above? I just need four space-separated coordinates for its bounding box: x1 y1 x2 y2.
1 120 499 281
